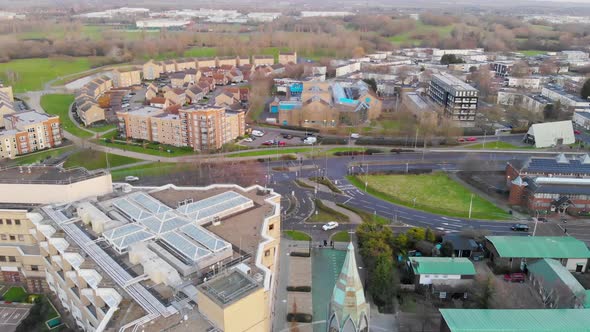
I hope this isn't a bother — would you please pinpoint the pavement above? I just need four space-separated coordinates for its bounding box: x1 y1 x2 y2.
0 303 32 332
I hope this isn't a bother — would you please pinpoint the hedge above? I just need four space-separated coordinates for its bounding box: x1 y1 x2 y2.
290 252 311 257
286 286 312 292
279 125 320 133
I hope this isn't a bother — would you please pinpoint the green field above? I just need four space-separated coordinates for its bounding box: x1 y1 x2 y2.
347 173 510 219
518 50 548 56
10 146 75 166
86 124 117 133
63 150 142 170
227 147 312 158
96 138 196 157
0 58 97 92
2 286 28 302
388 21 456 45
331 231 350 242
284 230 312 241
309 199 350 223
110 162 189 180
40 94 94 138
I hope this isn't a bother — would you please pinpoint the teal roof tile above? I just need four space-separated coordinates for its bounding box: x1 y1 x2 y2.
410 257 476 276
486 236 590 258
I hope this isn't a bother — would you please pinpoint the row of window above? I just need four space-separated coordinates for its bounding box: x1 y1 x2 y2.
0 255 16 262
0 234 25 241
0 219 21 225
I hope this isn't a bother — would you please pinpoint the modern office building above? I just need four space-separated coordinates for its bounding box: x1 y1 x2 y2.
428 73 479 127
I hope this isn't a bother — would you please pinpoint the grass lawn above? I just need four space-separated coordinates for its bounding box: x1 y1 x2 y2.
0 57 97 92
284 230 312 241
518 50 547 56
347 173 509 219
309 199 350 223
64 150 142 170
2 286 28 302
325 147 367 155
464 141 532 149
41 94 93 138
85 124 117 133
388 20 455 45
10 145 75 165
227 147 312 158
110 162 187 180
331 231 350 242
336 203 391 225
95 138 196 157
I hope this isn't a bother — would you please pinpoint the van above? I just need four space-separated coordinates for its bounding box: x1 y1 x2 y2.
304 137 317 145
350 133 360 139
251 130 264 137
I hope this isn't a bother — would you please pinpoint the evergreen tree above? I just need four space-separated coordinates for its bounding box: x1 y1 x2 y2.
582 78 590 100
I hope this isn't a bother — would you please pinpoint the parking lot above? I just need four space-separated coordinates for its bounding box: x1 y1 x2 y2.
0 303 31 332
240 130 310 148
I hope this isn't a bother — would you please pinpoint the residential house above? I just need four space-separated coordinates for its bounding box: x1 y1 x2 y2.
442 234 482 259
507 76 542 90
217 56 237 67
149 97 170 108
170 72 189 88
271 64 286 75
142 60 163 80
0 84 14 102
0 88 15 127
199 77 216 92
528 258 590 309
278 52 297 65
78 101 105 126
227 68 244 83
145 83 159 100
409 257 476 299
162 60 177 73
198 57 216 68
237 56 250 66
112 68 141 88
212 73 229 86
164 88 187 106
214 91 237 107
252 55 275 67
175 58 196 71
485 236 590 272
186 86 205 104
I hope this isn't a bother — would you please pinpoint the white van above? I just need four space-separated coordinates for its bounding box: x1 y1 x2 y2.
304 137 317 145
251 130 265 137
350 133 360 139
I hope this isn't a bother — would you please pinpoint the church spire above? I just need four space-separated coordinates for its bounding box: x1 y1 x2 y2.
327 242 370 332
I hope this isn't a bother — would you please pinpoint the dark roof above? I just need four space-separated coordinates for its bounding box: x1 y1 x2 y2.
525 178 590 195
442 235 479 251
522 155 590 175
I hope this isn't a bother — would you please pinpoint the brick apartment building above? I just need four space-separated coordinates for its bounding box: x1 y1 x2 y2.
0 111 62 159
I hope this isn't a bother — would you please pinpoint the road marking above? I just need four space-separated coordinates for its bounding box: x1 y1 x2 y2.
442 217 461 222
436 227 445 231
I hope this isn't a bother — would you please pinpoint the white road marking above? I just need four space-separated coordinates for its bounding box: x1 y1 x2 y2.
442 217 461 222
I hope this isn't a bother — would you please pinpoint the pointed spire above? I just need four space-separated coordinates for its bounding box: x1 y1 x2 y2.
328 242 370 331
511 176 524 186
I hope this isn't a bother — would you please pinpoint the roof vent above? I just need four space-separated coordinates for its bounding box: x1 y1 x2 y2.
556 153 569 164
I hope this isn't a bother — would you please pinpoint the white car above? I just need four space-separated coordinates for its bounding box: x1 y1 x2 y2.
322 221 339 231
350 133 360 139
243 137 253 142
251 130 265 137
124 176 139 182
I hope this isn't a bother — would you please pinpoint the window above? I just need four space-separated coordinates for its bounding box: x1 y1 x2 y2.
31 265 39 271
0 219 3 224
269 224 274 231
8 256 16 262
0 234 5 240
6 219 11 225
265 250 271 257
0 256 5 262
9 235 15 240
18 235 24 241
15 220 20 225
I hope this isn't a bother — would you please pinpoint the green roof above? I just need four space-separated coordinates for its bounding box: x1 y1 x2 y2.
486 236 590 258
528 258 589 307
410 257 475 275
440 309 590 331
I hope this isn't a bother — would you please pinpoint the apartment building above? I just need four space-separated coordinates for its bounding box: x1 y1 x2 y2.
0 84 14 102
179 106 230 151
226 110 246 139
541 84 590 111
0 87 15 127
278 52 297 65
112 68 141 88
507 76 541 90
143 60 163 80
428 73 479 127
0 111 62 158
117 106 164 141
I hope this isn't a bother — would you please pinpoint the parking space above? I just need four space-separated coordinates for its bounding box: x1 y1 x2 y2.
0 304 31 332
240 131 304 148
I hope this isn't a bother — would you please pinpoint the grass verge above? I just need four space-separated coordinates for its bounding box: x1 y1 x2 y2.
2 286 28 302
227 147 312 158
295 179 315 189
336 203 390 225
309 199 350 223
309 176 342 194
64 150 142 170
346 173 509 220
95 138 196 157
331 231 351 242
284 230 312 241
465 141 533 149
10 145 75 165
41 94 93 138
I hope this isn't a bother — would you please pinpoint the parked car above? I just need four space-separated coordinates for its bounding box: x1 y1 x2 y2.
322 221 339 231
503 273 526 283
282 134 293 139
350 133 361 139
262 140 274 146
251 130 265 137
457 138 466 143
510 223 529 232
466 137 477 142
243 137 253 142
278 141 286 146
575 130 582 135
538 217 547 222
125 176 139 182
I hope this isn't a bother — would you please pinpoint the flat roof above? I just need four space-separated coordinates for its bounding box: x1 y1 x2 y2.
198 269 261 306
440 309 590 332
0 166 105 185
433 73 477 91
127 106 165 117
486 236 590 258
410 257 475 275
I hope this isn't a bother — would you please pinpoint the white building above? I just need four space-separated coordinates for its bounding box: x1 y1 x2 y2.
574 112 590 130
136 19 190 29
507 77 541 90
525 120 575 148
541 85 590 110
300 11 354 17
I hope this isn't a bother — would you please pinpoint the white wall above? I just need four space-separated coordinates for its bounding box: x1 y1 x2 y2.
565 258 588 272
418 274 461 285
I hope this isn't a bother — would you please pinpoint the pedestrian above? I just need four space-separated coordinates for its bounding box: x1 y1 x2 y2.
564 227 567 234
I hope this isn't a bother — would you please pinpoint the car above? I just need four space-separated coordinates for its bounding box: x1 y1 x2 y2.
466 137 477 142
124 176 139 182
538 217 548 222
243 137 253 142
575 130 582 134
251 130 265 137
322 221 339 231
262 140 274 146
278 141 286 146
457 138 466 143
350 133 361 139
510 223 529 231
282 134 293 139
503 273 526 283
129 92 136 95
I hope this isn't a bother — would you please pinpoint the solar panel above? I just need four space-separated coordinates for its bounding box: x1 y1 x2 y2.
180 224 230 252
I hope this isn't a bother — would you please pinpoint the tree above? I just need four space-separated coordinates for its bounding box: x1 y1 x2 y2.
425 228 436 243
582 78 590 100
510 61 530 77
470 67 494 98
392 233 408 251
440 54 465 65
406 227 426 243
543 100 564 121
440 241 455 257
368 254 398 308
474 276 495 309
363 78 377 93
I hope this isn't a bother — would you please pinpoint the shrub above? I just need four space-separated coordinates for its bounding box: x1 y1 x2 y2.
286 286 312 292
290 252 310 257
281 154 297 160
279 125 320 132
319 137 348 145
365 148 383 155
286 313 313 323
